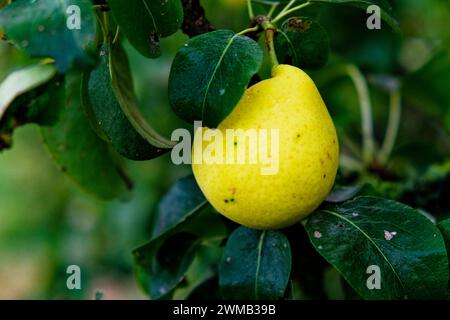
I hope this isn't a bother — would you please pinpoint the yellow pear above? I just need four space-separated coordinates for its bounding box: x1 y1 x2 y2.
192 64 339 230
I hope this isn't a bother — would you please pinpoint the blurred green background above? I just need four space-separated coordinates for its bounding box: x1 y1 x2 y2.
0 0 449 299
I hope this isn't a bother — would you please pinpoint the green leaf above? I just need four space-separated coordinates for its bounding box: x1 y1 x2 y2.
21 80 64 127
438 219 450 298
0 63 56 121
326 184 364 203
438 219 450 252
133 175 213 299
306 196 449 299
169 30 263 127
42 73 131 200
0 63 60 150
83 43 171 160
151 175 208 238
148 232 201 299
309 0 400 32
0 0 98 72
219 227 292 300
109 42 175 150
275 17 329 69
108 0 183 58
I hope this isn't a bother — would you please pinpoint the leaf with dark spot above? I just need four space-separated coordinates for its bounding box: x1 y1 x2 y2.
275 17 329 69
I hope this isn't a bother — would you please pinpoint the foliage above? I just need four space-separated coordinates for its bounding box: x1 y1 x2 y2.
0 0 449 300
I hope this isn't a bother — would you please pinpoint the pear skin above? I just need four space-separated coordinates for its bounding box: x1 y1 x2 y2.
192 64 339 229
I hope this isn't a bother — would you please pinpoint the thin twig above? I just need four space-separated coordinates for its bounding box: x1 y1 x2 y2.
112 26 120 45
247 0 255 20
346 65 376 165
272 2 311 24
238 25 261 36
267 3 279 18
378 88 402 165
277 0 297 17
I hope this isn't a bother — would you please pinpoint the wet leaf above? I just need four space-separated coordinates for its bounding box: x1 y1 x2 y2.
108 0 183 58
0 0 98 72
169 30 263 127
306 196 449 299
275 17 329 69
42 73 131 200
219 226 292 300
83 43 172 160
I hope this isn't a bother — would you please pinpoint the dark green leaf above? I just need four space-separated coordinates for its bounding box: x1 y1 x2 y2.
109 42 175 151
149 232 201 299
42 73 131 200
437 219 450 298
0 0 98 72
275 17 329 69
83 43 171 160
438 219 450 252
306 196 449 299
309 0 400 32
133 175 218 299
22 81 64 127
219 227 292 300
108 0 183 58
151 175 208 238
169 30 263 127
326 184 364 203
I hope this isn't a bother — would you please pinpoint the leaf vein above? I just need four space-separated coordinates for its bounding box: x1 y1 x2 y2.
201 33 240 121
322 209 407 293
254 231 266 300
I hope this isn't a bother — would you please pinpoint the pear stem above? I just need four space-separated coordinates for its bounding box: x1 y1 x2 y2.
260 19 279 69
265 29 279 69
102 12 110 43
